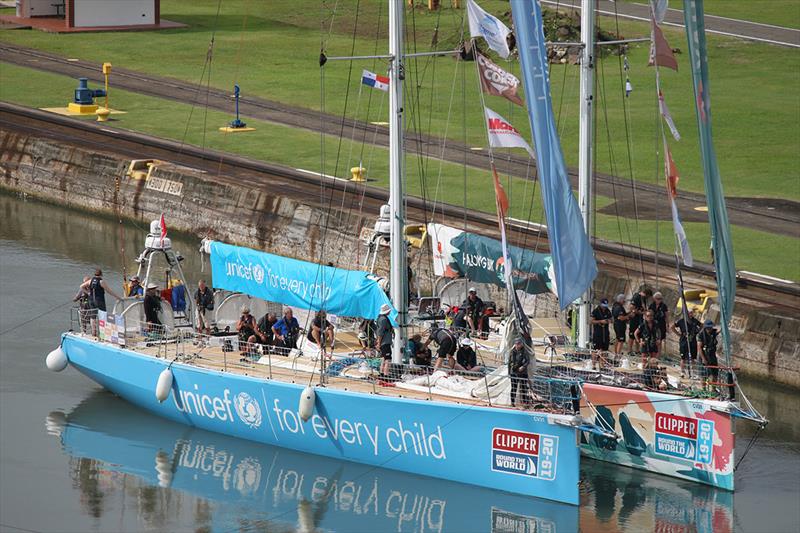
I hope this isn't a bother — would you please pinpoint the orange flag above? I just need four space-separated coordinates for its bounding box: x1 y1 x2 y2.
492 166 509 218
664 139 679 198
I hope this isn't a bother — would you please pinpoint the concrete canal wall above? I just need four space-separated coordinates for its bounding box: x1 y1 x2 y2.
1 127 798 388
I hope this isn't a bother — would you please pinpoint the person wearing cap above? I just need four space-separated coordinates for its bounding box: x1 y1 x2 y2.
627 287 652 354
460 287 486 335
375 303 394 377
612 294 630 356
698 319 720 390
648 291 670 351
591 298 613 353
272 307 300 351
456 337 480 373
635 310 662 364
127 276 144 297
508 338 530 407
194 279 214 335
672 308 702 378
143 283 163 331
425 324 462 372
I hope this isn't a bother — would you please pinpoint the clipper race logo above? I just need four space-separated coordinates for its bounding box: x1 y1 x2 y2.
491 428 557 480
654 413 714 464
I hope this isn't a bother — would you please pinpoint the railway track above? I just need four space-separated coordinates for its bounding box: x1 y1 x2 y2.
1 101 797 312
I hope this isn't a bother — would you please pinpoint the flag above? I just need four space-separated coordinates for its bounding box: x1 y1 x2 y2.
476 52 524 107
649 17 678 71
659 90 681 141
652 0 669 23
159 213 167 246
361 70 389 92
670 199 694 267
484 107 535 157
492 165 509 218
664 139 680 198
467 0 512 59
664 138 693 266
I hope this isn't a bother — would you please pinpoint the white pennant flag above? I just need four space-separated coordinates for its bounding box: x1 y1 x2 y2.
659 90 681 141
467 0 512 59
484 107 535 157
671 199 694 267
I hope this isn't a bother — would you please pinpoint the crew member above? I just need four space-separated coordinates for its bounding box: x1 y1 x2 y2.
272 307 300 352
591 298 613 352
375 304 394 377
307 310 335 352
461 288 485 333
194 279 214 335
672 308 702 378
627 287 651 354
127 276 143 297
508 338 530 407
73 276 92 333
80 269 121 313
649 292 669 351
456 337 481 373
236 305 259 360
612 294 630 356
635 310 661 364
405 333 432 366
144 283 163 332
257 312 278 346
425 325 463 372
698 319 720 392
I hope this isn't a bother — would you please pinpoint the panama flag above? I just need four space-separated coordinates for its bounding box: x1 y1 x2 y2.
485 107 535 158
361 70 389 92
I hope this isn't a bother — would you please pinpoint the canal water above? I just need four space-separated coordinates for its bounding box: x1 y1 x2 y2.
1 192 798 533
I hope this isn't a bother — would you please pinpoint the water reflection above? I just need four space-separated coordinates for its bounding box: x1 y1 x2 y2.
51 392 577 533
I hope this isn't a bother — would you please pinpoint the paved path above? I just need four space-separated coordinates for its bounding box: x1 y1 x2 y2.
542 0 800 48
1 42 797 238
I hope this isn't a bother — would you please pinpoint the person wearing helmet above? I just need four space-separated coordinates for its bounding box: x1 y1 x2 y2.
456 337 480 373
508 338 530 406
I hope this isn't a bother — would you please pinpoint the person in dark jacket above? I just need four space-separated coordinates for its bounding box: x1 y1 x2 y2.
591 298 613 352
698 319 720 391
611 294 630 356
375 304 394 377
635 310 661 365
194 279 214 334
144 283 163 332
672 308 702 378
649 292 669 351
508 338 530 407
456 337 480 373
426 325 463 372
127 276 144 297
461 288 485 333
627 287 651 354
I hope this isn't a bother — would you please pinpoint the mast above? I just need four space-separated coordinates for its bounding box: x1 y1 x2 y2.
388 0 407 363
577 0 595 349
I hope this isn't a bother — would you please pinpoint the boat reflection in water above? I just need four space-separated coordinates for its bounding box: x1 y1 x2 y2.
48 392 577 532
580 460 734 533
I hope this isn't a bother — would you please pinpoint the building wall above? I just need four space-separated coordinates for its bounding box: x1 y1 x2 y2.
20 0 61 17
73 0 154 27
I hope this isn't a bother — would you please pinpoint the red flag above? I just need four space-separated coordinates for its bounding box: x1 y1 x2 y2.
159 213 167 246
492 166 509 218
664 140 679 198
649 17 678 71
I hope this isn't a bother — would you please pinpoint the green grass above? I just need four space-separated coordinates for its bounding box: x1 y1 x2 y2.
635 0 800 30
0 0 798 200
2 61 797 281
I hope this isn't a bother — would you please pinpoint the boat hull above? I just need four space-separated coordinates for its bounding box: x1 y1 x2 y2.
61 333 582 505
580 383 735 490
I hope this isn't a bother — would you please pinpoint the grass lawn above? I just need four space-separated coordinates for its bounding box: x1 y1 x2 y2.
2 61 797 281
631 0 800 30
1 0 798 201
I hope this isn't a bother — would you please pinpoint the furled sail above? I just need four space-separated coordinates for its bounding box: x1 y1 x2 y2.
682 0 736 361
203 240 395 321
509 0 597 308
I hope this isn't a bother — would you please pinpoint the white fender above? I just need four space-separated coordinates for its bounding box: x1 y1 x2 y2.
298 386 315 422
155 368 174 403
46 347 68 372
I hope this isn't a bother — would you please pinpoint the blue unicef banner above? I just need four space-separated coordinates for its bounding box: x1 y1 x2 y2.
209 241 394 320
510 0 597 308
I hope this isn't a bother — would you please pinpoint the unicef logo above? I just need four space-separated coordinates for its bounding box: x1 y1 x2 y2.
234 392 262 429
252 264 265 285
479 14 500 40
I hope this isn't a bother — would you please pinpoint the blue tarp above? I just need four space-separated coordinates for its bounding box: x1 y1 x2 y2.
209 241 395 321
510 0 598 308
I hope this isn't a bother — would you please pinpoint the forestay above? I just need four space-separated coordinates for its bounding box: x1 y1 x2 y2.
206 241 395 321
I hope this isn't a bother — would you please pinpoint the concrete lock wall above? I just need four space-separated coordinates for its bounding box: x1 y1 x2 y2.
1 127 798 388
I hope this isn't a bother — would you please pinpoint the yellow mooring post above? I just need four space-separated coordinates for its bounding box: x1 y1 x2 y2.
102 63 112 109
97 62 113 122
350 166 366 182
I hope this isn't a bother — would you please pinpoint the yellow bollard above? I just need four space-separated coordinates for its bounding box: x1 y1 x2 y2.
102 62 112 110
96 107 110 122
350 166 366 182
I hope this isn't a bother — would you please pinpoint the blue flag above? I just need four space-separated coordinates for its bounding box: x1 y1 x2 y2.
510 0 597 308
209 241 395 322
